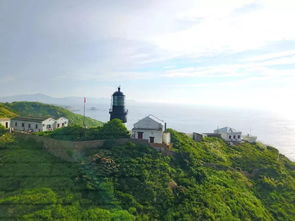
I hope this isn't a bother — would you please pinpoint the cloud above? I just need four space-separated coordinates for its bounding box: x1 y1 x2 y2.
0 0 295 111
245 50 295 62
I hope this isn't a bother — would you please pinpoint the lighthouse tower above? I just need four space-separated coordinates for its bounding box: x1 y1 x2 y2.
109 87 128 123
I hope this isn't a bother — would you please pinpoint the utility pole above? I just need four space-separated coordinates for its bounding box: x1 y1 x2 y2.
83 97 86 128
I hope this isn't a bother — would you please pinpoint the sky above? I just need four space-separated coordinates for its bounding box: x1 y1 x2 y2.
1 0 295 114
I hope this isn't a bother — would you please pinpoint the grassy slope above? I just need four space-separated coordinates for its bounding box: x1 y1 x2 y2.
3 102 103 127
0 129 294 220
0 104 17 118
169 130 295 220
81 130 295 220
0 134 133 220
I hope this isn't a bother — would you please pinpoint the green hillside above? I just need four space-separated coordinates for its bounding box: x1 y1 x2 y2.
0 134 133 220
0 103 17 118
3 102 103 127
0 127 294 220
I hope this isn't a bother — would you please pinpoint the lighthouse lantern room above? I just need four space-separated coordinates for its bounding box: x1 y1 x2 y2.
109 87 128 123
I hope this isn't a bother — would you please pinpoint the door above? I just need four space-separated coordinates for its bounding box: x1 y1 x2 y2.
5 122 8 128
137 132 143 139
149 137 155 143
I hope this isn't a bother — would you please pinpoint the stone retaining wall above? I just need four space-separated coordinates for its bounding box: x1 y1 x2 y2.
15 133 175 162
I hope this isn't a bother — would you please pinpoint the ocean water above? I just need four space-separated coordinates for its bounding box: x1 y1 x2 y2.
71 102 295 161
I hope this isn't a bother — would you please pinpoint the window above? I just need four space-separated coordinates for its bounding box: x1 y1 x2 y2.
238 135 241 139
149 137 155 143
35 124 38 129
229 135 231 139
57 123 60 128
233 135 236 139
5 122 8 128
28 124 31 128
22 123 24 127
47 125 51 129
62 123 64 127
137 132 143 139
15 122 17 126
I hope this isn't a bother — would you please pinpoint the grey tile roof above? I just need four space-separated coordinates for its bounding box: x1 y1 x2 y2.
11 116 51 123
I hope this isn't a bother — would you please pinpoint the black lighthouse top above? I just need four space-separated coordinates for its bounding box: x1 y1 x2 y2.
109 87 128 123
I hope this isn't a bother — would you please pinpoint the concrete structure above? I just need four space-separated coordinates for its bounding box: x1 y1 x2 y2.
0 118 10 129
243 134 257 143
192 132 203 142
55 117 69 129
10 116 68 132
132 115 170 145
214 127 242 142
203 133 222 139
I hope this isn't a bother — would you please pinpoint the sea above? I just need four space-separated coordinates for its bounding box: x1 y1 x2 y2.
70 101 295 161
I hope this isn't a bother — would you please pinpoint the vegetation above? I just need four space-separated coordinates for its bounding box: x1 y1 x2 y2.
36 119 130 141
0 124 8 135
0 103 17 118
2 101 102 127
0 134 133 220
0 127 294 220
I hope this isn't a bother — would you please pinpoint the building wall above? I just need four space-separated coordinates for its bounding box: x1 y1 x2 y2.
220 132 242 142
15 134 175 162
192 132 203 142
134 117 164 131
42 118 56 131
163 132 171 145
10 117 69 132
243 135 257 143
203 133 222 139
55 117 69 129
133 129 163 144
11 120 43 132
0 119 10 129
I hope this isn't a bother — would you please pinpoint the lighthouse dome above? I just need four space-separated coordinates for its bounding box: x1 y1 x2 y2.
112 87 124 96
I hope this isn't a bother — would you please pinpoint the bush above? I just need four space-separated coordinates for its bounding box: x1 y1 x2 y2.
0 124 7 135
38 119 130 141
99 119 130 139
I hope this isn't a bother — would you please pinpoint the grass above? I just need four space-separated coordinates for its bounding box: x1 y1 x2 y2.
0 128 294 220
2 101 103 128
0 135 133 220
0 103 17 118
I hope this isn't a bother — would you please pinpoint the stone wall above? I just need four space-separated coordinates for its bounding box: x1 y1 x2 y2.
15 134 175 162
15 134 106 162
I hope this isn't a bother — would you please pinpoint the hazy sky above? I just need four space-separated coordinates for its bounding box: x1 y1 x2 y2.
1 0 295 112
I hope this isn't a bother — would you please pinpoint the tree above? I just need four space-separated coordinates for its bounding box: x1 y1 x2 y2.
99 119 130 139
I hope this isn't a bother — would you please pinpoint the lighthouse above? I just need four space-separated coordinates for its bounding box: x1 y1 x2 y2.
109 87 128 123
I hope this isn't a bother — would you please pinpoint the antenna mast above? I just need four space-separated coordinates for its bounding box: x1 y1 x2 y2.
83 97 86 128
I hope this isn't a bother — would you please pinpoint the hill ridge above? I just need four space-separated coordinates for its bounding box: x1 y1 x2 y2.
0 101 103 127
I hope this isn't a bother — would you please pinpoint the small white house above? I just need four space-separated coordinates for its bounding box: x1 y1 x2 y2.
55 117 69 129
0 118 10 129
132 115 170 145
243 134 257 143
10 116 68 132
214 127 242 142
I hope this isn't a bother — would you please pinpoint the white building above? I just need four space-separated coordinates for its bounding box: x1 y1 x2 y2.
214 127 242 142
132 115 170 145
10 116 68 132
55 117 69 129
243 134 257 143
0 118 10 129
